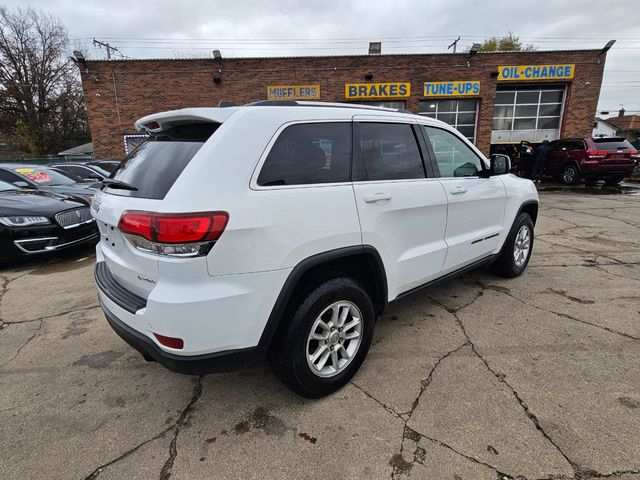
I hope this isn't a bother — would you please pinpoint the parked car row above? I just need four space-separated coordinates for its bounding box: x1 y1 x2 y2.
0 160 121 264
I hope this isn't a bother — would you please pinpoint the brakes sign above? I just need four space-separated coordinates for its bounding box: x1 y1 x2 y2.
345 82 410 99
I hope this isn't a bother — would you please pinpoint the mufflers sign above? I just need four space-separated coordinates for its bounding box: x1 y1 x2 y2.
267 85 320 100
344 82 410 99
497 64 575 81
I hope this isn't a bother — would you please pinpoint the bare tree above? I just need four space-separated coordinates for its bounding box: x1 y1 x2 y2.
0 6 89 155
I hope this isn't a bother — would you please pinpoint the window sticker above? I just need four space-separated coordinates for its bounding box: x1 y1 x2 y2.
16 168 51 183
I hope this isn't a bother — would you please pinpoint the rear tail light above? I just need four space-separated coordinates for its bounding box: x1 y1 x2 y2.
118 210 228 257
586 150 608 159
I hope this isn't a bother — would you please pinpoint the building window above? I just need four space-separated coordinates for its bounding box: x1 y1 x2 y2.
419 99 478 143
491 87 565 143
353 101 406 110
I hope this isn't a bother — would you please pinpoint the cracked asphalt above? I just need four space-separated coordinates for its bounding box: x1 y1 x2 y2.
2 186 640 480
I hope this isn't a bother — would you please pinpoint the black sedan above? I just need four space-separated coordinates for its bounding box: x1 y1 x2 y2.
0 164 97 202
87 160 121 173
0 180 98 263
50 163 111 181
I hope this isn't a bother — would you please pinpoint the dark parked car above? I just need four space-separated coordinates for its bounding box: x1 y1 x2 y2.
0 165 97 202
547 137 638 185
86 160 121 173
50 163 111 181
0 180 98 262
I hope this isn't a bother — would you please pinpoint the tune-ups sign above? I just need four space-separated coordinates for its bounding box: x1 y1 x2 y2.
497 64 575 81
423 81 480 97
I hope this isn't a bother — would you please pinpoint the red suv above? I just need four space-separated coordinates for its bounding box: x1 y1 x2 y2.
547 137 638 185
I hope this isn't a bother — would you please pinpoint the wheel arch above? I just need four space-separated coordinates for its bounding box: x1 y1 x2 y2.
519 200 538 225
258 245 388 349
562 160 581 173
498 200 538 257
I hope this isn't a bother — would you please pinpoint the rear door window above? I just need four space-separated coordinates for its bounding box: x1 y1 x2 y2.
257 122 351 186
108 123 218 199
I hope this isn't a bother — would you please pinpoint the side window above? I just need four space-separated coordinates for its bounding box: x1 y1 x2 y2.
359 123 425 181
63 166 87 177
257 122 351 186
0 170 22 184
571 140 586 151
423 126 483 177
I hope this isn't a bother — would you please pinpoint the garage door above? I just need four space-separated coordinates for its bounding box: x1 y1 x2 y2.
491 86 565 143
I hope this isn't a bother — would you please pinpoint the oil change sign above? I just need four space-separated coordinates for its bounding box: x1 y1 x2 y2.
424 81 480 97
267 85 320 100
345 82 410 99
497 64 575 81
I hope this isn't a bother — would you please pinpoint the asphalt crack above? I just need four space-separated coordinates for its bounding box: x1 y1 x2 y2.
0 319 43 368
405 341 470 416
159 376 203 480
477 279 640 342
429 290 577 479
83 376 203 480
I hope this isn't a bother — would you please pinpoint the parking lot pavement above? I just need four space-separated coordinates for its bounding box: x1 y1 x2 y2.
1 188 640 480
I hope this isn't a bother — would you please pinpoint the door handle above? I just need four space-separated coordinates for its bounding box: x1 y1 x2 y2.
363 192 392 203
450 186 467 195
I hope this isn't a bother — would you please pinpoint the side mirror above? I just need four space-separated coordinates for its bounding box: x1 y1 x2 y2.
87 174 103 181
490 154 511 175
14 180 34 189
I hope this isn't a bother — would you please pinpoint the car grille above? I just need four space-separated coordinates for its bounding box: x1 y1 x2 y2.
55 207 93 228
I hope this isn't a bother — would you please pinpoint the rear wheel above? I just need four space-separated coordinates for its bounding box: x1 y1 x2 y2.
269 277 375 398
491 213 534 278
561 164 580 185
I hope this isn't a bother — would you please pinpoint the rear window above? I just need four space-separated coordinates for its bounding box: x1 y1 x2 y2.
14 167 78 186
593 138 634 150
108 123 218 199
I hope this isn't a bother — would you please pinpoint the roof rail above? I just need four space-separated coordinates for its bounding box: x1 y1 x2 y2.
217 100 237 108
241 100 414 114
245 100 299 106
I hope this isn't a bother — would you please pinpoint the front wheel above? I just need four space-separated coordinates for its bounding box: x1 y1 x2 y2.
561 164 580 185
491 213 534 278
269 277 375 398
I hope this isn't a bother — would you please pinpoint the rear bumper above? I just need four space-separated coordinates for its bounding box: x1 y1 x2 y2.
94 259 290 372
99 298 266 374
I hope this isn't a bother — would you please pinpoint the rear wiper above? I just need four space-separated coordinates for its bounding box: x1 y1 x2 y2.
101 179 138 191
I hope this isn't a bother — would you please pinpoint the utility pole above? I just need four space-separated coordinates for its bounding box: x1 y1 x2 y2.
448 36 461 54
93 38 121 60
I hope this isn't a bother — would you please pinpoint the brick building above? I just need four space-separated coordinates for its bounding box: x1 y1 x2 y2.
78 49 607 159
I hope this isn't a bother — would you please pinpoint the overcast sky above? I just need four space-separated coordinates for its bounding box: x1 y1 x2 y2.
5 0 640 116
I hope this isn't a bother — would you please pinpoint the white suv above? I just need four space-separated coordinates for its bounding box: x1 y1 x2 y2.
92 101 538 398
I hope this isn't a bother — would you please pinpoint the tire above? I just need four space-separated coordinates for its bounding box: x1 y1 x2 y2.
269 277 375 398
561 164 580 185
491 213 534 278
604 176 624 185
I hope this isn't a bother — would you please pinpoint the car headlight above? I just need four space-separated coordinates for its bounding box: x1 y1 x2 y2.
0 216 51 227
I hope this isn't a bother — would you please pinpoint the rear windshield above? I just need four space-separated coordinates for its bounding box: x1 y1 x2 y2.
593 138 634 150
14 167 78 186
108 123 218 199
